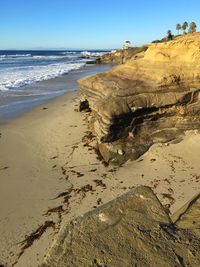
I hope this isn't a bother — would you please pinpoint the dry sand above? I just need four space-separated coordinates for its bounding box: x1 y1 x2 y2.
0 90 200 267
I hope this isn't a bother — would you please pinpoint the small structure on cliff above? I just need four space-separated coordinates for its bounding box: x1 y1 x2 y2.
123 40 131 49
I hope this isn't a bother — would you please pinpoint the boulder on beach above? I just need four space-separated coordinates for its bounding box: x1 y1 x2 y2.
41 186 200 267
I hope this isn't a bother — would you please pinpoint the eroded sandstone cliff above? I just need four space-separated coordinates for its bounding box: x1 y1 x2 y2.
78 33 200 164
98 46 147 64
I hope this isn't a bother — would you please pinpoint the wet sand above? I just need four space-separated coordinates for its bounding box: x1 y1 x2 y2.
0 64 112 124
0 82 200 266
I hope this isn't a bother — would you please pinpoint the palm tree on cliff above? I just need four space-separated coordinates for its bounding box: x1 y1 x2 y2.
176 23 181 35
189 22 197 33
182 21 188 34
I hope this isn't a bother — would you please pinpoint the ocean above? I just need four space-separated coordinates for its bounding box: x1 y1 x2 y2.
0 50 111 122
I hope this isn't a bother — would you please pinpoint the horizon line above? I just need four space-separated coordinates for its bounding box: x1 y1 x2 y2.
0 48 117 51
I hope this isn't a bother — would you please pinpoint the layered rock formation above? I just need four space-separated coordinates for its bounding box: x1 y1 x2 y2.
98 46 147 64
78 33 200 164
41 186 200 267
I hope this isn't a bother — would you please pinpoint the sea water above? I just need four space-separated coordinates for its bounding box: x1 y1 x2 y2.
0 50 110 122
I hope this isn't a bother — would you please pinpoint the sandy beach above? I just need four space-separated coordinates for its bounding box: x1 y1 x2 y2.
0 84 200 266
2 0 200 266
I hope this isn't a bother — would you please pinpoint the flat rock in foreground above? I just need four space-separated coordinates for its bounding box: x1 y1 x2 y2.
41 186 200 267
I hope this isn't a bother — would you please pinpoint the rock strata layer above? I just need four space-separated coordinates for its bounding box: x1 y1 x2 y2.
41 186 200 267
78 33 200 164
98 46 147 64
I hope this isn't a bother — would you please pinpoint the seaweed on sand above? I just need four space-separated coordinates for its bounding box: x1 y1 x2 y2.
13 221 55 266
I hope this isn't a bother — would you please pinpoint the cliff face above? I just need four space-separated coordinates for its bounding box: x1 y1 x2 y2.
41 186 200 267
78 33 200 164
131 33 200 86
98 46 147 64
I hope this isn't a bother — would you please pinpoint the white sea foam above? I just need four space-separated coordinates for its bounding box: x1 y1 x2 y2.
0 54 68 61
60 51 77 55
0 51 108 62
0 54 32 61
32 55 69 60
0 62 85 91
0 54 31 58
81 51 107 57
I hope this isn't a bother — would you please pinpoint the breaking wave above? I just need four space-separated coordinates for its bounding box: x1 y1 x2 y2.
0 62 85 91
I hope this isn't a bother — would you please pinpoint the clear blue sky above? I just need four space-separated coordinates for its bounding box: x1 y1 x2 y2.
0 0 200 50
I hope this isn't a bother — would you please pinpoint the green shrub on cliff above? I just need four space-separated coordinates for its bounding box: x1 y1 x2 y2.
127 46 148 55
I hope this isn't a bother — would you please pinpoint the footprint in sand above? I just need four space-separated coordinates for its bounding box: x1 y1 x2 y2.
0 166 9 171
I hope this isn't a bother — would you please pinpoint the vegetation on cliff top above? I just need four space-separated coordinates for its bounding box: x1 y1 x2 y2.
152 21 198 44
176 21 197 34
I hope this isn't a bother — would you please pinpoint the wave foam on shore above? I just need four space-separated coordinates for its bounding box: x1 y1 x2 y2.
0 62 85 91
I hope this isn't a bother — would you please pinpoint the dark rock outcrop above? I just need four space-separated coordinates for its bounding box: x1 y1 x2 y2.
41 186 200 267
79 33 200 164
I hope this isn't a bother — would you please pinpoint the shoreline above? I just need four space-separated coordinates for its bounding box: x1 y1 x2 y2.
0 66 200 266
0 63 112 124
